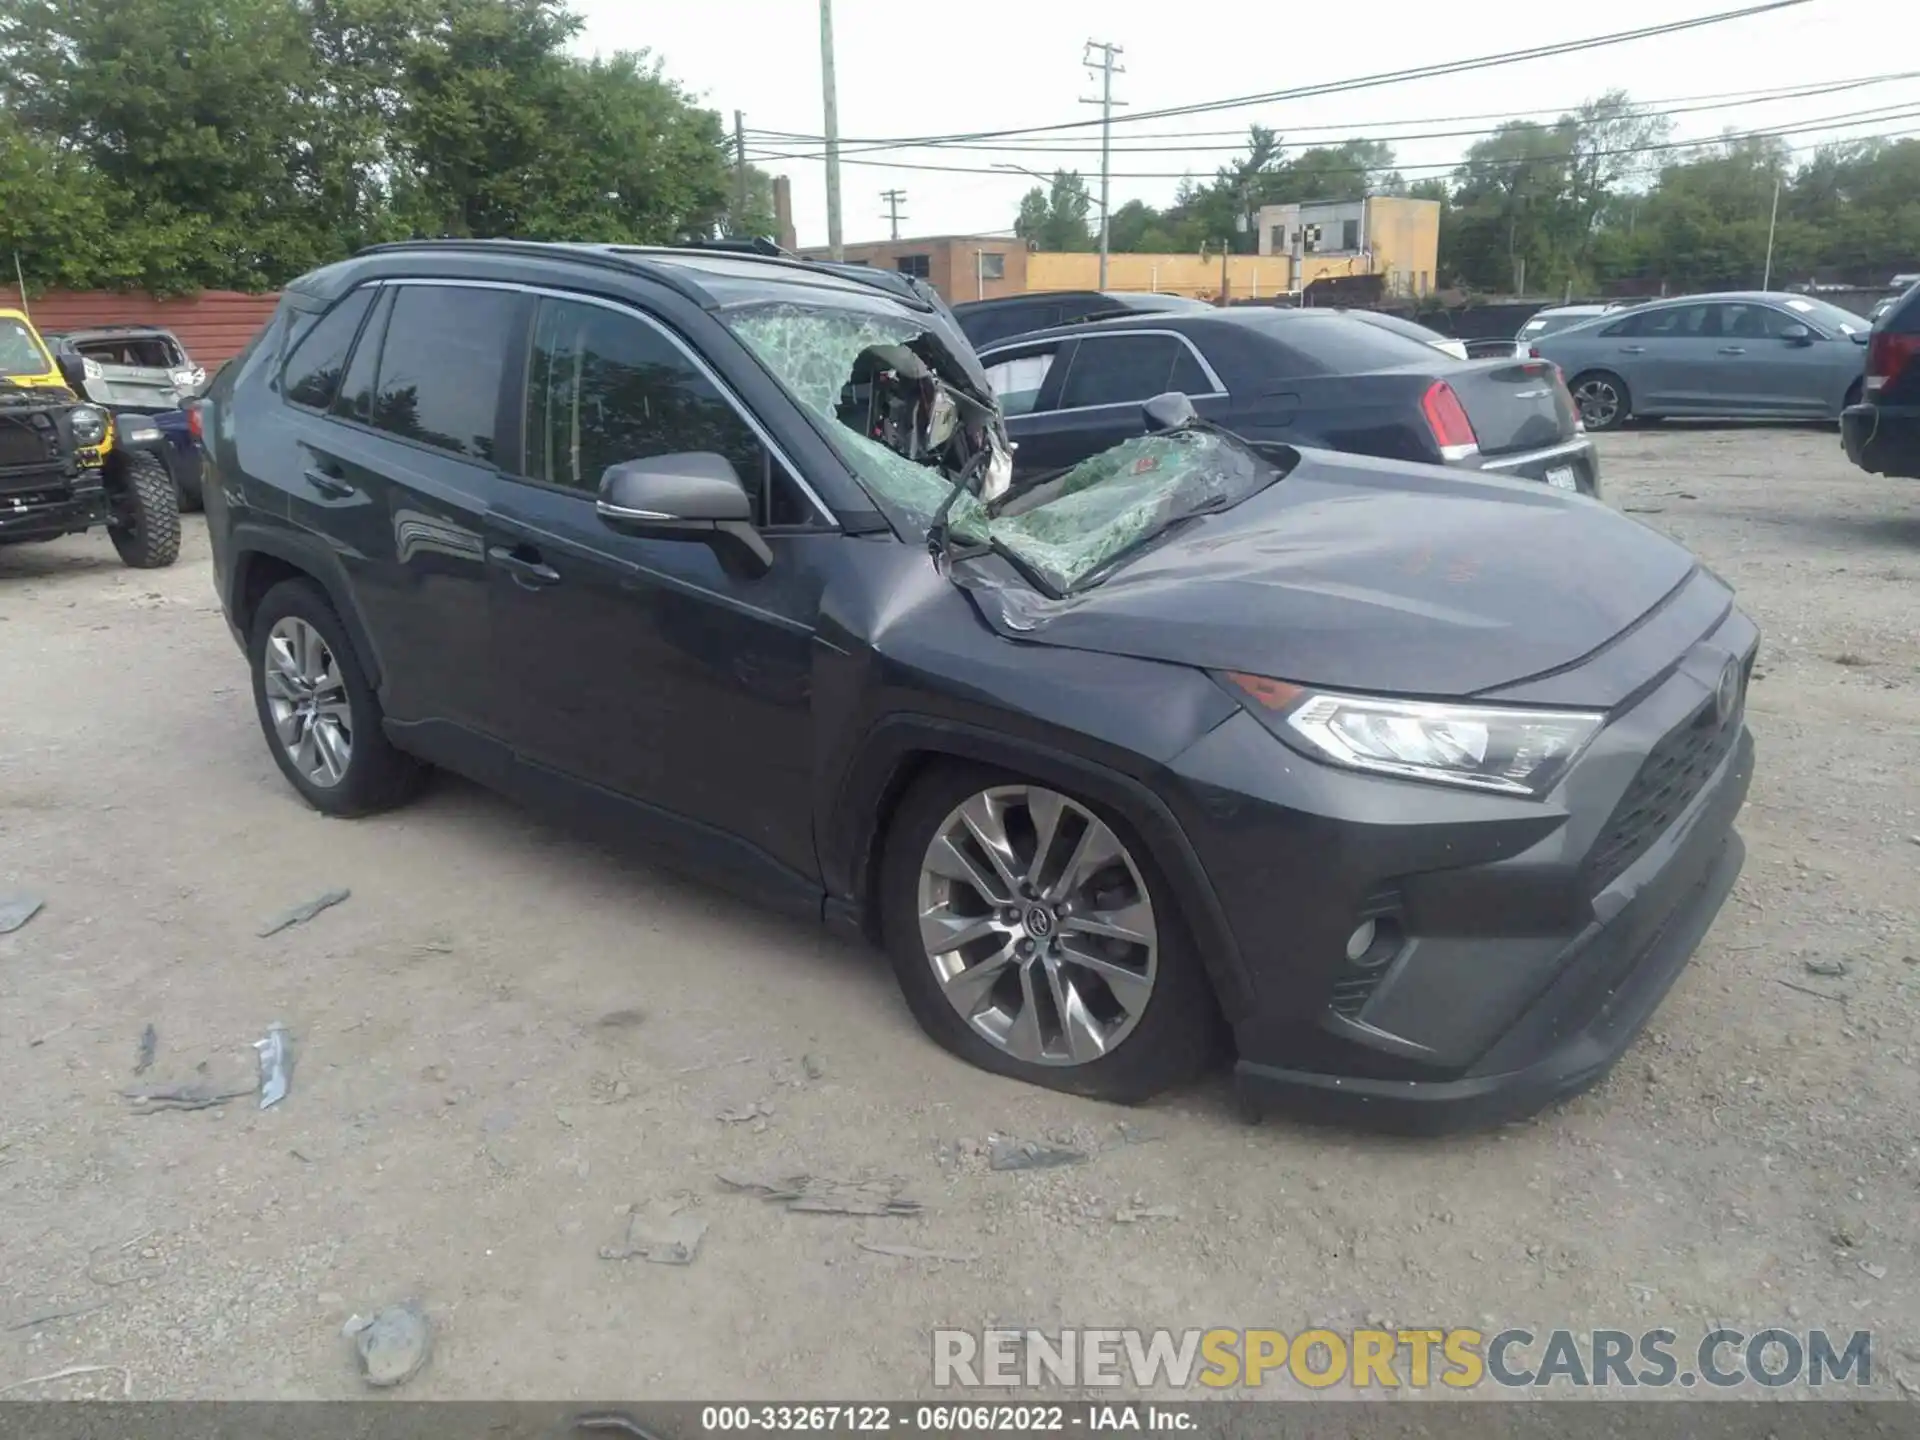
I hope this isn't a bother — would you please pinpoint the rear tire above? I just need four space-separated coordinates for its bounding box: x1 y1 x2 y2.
249 578 425 817
106 450 181 568
1569 370 1631 433
878 761 1220 1103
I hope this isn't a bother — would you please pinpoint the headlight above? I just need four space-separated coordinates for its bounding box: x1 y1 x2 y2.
171 367 202 391
1222 673 1603 797
69 404 108 447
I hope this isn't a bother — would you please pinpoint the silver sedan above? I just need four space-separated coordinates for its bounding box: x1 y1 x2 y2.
1530 291 1869 432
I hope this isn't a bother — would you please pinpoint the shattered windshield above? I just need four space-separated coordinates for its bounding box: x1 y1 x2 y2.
724 301 1279 593
0 319 51 377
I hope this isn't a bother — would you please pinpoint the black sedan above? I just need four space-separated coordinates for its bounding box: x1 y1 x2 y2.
201 241 1749 1133
978 308 1600 495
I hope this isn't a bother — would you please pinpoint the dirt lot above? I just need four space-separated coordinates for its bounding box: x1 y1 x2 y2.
1 425 1916 1402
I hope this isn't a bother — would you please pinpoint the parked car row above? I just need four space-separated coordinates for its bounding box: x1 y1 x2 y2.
1527 291 1870 432
196 239 1754 1134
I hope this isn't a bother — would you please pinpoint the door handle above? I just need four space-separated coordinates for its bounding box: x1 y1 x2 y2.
487 545 561 587
1717 346 1746 355
1618 345 1646 354
303 467 354 498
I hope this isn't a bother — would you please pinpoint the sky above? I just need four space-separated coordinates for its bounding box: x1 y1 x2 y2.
571 0 1920 248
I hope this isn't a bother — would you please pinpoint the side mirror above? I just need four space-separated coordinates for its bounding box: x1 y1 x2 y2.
596 452 771 577
1141 391 1196 433
1780 323 1813 345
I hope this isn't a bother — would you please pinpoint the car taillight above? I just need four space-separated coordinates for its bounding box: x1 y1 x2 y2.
1866 331 1920 396
186 404 203 441
1528 345 1543 359
1421 380 1479 461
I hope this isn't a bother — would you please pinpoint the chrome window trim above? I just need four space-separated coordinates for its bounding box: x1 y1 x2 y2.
361 277 838 528
978 327 1230 417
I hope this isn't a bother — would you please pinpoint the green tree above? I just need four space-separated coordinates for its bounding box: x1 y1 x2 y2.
1012 170 1094 251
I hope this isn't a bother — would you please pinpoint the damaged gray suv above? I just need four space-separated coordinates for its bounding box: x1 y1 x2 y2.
200 241 1754 1133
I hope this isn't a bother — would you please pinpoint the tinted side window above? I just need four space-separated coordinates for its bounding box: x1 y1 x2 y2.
333 288 394 424
282 288 375 410
1169 346 1213 394
1059 334 1186 409
1614 305 1710 339
371 285 518 461
523 298 813 528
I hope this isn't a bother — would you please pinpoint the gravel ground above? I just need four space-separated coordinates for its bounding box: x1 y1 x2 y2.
1 425 1916 1402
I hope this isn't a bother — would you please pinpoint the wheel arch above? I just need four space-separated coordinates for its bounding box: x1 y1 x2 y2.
228 524 384 691
825 715 1255 1021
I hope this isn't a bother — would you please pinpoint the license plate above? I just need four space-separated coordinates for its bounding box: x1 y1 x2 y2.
1546 467 1578 491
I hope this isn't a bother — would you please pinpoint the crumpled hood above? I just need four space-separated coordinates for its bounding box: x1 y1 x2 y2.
963 447 1700 699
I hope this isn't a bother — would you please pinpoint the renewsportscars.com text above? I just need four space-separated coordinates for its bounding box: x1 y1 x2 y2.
932 1327 1872 1391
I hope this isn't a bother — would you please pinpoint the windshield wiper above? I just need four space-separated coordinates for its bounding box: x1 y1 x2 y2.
927 452 1063 601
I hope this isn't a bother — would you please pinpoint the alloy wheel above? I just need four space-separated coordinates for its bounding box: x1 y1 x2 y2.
1572 377 1622 429
915 785 1158 1066
262 617 353 788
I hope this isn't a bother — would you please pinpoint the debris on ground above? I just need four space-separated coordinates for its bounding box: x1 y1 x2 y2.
1860 1261 1889 1281
4 1300 108 1332
989 1137 1088 1172
254 1022 291 1108
1114 1203 1181 1224
134 1024 157 1076
1803 958 1849 978
717 1170 922 1216
594 1008 646 1031
0 892 45 935
257 888 350 938
600 1196 709 1265
855 1240 977 1263
802 1054 826 1080
345 1303 431 1388
1775 978 1846 1003
716 1101 772 1125
123 1082 254 1114
85 1232 167 1287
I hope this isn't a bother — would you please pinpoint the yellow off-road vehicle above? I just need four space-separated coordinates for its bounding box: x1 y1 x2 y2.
0 305 179 567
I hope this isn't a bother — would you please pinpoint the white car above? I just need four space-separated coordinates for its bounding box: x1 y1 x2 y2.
1513 304 1634 358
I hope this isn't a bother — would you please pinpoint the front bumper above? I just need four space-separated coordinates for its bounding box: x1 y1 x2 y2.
1473 436 1602 498
1165 605 1755 1134
1841 401 1920 478
0 470 110 542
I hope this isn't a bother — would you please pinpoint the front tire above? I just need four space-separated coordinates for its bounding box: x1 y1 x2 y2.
106 450 181 568
1569 370 1631 433
879 763 1219 1103
249 579 424 817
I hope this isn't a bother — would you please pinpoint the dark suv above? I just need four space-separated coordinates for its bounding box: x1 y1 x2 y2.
1843 281 1920 478
202 241 1755 1133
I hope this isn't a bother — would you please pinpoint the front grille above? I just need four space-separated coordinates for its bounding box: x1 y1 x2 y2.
1586 677 1744 892
0 417 54 468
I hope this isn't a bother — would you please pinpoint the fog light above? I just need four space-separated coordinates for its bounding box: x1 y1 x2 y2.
1344 920 1377 962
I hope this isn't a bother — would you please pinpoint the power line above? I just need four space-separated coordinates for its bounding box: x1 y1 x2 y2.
744 74 1920 159
740 107 1920 183
744 72 1920 147
740 1 1809 157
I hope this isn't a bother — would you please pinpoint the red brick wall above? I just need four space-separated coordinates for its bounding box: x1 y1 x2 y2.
5 289 282 368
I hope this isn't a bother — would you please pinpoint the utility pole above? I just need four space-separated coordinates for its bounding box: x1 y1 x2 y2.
733 110 749 233
1080 40 1124 290
1761 178 1781 291
820 0 844 260
880 189 907 241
